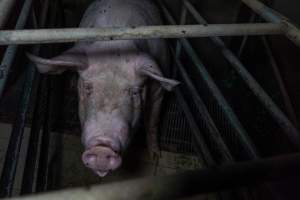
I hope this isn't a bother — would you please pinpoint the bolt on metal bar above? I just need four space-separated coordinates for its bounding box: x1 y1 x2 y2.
0 23 283 45
241 0 300 47
0 0 17 28
0 0 33 98
159 1 259 159
5 153 300 200
184 0 300 150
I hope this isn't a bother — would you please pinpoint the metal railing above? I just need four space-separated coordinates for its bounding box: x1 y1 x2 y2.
0 0 299 198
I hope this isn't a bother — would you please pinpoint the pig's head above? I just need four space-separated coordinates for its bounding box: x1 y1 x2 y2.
28 44 179 177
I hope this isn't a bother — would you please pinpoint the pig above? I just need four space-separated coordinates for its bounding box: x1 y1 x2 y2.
28 0 179 177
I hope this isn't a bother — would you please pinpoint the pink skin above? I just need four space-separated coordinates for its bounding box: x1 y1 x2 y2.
82 146 122 177
28 0 180 177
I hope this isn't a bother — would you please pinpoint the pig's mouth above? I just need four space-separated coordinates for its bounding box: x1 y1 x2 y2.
82 137 123 177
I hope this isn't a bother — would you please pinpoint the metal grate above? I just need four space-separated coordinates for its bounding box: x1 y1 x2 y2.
159 93 195 155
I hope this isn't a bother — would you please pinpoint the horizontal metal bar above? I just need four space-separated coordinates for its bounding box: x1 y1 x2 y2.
159 1 259 159
0 0 17 28
0 24 283 45
241 0 300 47
184 0 300 150
6 153 300 200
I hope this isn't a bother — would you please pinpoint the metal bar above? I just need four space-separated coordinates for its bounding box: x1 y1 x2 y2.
0 0 33 98
0 23 283 45
241 0 300 47
6 153 300 200
237 13 256 57
36 79 51 192
171 48 234 163
21 0 50 193
175 89 215 165
0 46 38 198
0 0 17 28
159 2 259 159
184 0 300 150
175 5 187 57
261 37 299 128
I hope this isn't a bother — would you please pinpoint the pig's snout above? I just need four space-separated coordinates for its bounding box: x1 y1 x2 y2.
82 146 122 177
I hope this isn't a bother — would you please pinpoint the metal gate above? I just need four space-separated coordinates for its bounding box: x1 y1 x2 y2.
0 0 299 199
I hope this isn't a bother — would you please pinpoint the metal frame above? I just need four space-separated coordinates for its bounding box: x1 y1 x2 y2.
0 0 300 198
8 153 300 200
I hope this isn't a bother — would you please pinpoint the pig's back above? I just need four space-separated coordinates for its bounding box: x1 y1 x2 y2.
79 0 170 75
80 0 161 28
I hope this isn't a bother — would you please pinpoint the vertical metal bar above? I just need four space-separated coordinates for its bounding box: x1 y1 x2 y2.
175 5 187 56
36 81 51 192
0 0 17 28
0 0 34 99
183 0 300 150
20 0 50 194
0 0 37 196
159 1 258 159
0 40 38 198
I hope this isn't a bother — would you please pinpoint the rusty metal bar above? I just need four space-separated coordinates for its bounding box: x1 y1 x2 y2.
6 153 300 200
0 0 17 28
241 0 300 47
0 23 283 45
183 0 300 150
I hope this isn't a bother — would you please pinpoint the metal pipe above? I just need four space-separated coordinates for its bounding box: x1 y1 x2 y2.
171 48 234 163
0 0 33 98
0 0 35 196
21 0 50 194
159 2 259 159
36 79 51 192
184 0 300 150
241 0 300 47
261 37 299 129
0 48 38 198
0 23 283 45
0 0 17 28
175 89 215 165
6 153 300 200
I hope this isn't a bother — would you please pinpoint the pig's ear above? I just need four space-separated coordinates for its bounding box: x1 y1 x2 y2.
27 47 88 74
138 66 180 91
